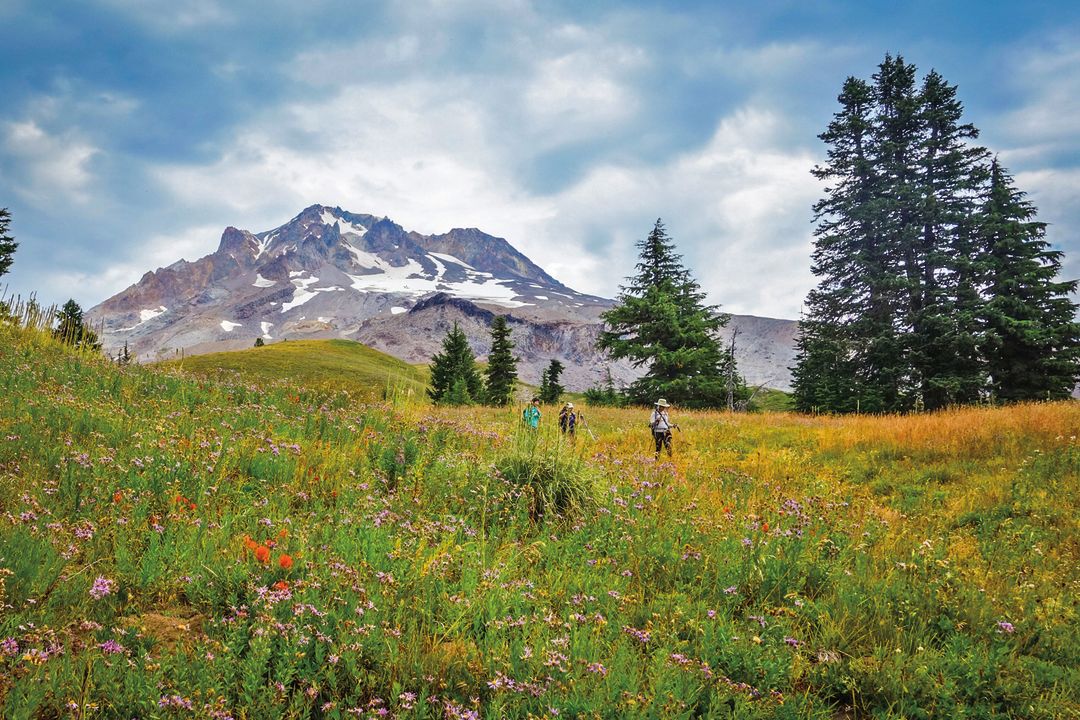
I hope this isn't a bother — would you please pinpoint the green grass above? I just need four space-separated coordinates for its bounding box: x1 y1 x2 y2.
749 387 793 412
165 338 429 400
1 320 1078 719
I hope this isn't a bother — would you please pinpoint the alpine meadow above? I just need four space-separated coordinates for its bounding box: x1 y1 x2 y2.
3 3 1080 718
1 306 1079 718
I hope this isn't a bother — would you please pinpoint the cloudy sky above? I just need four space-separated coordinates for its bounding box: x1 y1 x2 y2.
1 0 1078 319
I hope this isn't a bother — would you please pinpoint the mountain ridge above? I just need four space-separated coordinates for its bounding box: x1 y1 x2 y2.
87 205 799 391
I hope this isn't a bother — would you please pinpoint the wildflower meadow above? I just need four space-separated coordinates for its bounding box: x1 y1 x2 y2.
1 320 1077 718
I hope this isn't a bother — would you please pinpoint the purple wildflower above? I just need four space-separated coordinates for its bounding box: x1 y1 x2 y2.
89 576 115 600
98 639 126 654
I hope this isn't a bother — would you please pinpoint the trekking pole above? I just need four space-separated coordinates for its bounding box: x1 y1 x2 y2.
580 414 597 441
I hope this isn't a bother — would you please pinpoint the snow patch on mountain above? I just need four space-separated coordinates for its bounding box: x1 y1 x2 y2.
390 306 407 315
253 274 276 288
260 321 273 338
319 208 367 235
252 236 272 259
281 276 321 312
345 260 529 308
343 242 385 269
118 306 168 332
428 252 475 270
220 320 241 332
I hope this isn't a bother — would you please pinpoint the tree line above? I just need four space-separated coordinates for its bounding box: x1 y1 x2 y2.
428 218 749 410
792 54 1079 413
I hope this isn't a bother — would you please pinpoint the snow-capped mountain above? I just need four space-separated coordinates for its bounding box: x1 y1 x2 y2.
88 204 798 390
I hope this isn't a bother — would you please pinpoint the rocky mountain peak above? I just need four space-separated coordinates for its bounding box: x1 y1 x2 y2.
85 204 799 391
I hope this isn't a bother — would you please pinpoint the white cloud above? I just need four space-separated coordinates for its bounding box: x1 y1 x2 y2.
37 223 225 309
3 121 100 204
1000 44 1080 154
523 45 648 145
532 108 821 318
151 79 555 239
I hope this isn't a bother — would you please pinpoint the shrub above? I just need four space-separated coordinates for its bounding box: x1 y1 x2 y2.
495 446 598 523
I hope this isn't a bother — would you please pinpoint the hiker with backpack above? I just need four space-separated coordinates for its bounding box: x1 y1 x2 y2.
649 398 678 458
558 402 577 437
522 397 542 429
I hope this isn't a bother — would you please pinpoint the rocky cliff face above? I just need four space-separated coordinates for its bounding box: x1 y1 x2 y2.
88 204 799 390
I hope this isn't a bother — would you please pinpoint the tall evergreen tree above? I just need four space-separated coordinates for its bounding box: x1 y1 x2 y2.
53 299 101 351
0 208 17 278
978 159 1080 401
538 359 565 404
427 323 482 405
909 70 991 408
598 219 738 408
796 75 891 412
795 55 1028 413
483 315 518 406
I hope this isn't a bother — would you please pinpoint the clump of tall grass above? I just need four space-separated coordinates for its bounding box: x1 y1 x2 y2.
0 289 56 332
496 433 598 523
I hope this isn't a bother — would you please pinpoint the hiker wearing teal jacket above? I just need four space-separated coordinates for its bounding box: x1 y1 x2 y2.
522 397 541 429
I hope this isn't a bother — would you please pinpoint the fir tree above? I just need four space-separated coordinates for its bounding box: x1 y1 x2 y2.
796 74 892 413
598 219 738 408
978 159 1080 401
483 315 518 406
427 323 482 405
909 69 991 408
254 337 265 347
796 55 1011 413
53 299 101 351
0 208 16 278
538 359 565 405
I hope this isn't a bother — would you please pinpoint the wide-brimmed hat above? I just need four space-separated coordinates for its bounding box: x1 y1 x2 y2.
565 402 574 409
655 398 670 408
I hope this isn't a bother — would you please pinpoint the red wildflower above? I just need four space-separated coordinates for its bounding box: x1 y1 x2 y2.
242 535 258 551
278 553 294 570
272 580 289 591
113 491 123 503
761 522 769 533
255 545 271 563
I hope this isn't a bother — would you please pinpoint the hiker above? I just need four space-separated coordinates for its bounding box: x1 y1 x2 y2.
558 402 577 437
649 398 677 458
522 397 542 429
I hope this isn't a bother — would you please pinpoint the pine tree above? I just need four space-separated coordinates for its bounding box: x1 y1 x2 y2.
0 208 16 278
978 159 1080 401
483 315 518 406
254 337 265 347
796 75 890 412
598 219 737 408
427 323 482 405
538 359 565 404
796 56 1009 412
908 70 991 408
53 299 101 351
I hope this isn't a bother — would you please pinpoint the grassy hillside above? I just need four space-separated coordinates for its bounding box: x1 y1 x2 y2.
165 338 429 400
1 320 1078 718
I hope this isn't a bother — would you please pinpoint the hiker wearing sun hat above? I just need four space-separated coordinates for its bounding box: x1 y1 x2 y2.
558 402 577 437
649 398 677 458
